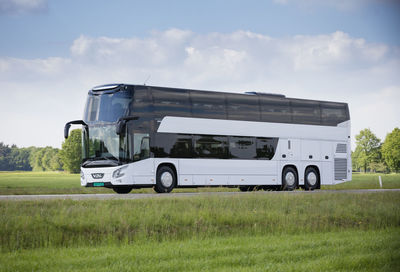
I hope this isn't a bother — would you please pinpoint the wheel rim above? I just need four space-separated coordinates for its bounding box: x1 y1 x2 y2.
307 172 317 186
160 172 173 188
285 172 295 186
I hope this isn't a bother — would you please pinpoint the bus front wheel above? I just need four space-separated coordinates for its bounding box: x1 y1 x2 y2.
112 186 133 194
154 166 176 193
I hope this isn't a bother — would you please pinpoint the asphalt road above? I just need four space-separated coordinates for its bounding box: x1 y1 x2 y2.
0 189 399 201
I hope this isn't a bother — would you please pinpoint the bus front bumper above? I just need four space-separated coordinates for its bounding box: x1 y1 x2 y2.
80 165 131 187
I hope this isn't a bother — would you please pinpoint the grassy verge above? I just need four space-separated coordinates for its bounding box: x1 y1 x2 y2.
324 172 400 190
0 171 399 195
1 229 399 272
1 192 399 252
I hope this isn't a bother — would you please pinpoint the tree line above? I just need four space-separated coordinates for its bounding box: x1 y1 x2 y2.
0 129 82 173
352 127 400 173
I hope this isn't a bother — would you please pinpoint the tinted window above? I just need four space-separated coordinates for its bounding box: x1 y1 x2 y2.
321 103 348 126
256 137 278 160
84 90 133 123
259 97 291 123
130 87 151 114
229 136 256 159
152 88 191 117
152 133 193 158
291 100 321 125
226 94 260 121
190 91 226 119
194 135 228 159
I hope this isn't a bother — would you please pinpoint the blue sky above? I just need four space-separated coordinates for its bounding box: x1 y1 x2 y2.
0 0 399 148
1 0 399 58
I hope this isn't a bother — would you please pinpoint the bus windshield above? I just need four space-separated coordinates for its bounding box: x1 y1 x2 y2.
84 90 132 123
82 125 131 166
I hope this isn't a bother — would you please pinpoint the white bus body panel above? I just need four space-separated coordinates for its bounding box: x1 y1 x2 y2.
80 118 351 187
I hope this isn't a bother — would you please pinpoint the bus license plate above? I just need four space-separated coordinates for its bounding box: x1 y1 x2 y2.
93 182 104 187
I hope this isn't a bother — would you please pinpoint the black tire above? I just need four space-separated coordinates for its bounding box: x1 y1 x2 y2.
304 167 319 191
281 166 298 191
154 166 176 193
112 186 133 194
238 186 255 192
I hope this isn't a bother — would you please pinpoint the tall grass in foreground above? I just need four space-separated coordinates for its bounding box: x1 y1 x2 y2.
1 192 399 252
1 230 399 272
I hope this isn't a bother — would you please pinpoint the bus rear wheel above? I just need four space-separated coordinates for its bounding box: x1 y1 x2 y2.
154 166 176 193
305 167 319 191
112 186 133 194
281 166 298 191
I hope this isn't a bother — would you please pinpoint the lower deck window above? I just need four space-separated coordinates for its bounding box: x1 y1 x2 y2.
194 135 228 159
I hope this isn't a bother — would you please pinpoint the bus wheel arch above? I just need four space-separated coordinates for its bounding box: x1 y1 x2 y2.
281 165 298 191
154 163 177 193
304 165 320 191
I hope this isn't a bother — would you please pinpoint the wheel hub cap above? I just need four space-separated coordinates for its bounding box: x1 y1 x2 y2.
160 172 173 188
307 172 317 186
285 172 295 186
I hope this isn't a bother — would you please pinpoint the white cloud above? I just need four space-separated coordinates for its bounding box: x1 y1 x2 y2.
0 29 399 148
0 0 47 14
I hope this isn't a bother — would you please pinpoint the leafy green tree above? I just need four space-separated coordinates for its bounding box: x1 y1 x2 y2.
60 129 82 173
351 148 362 172
354 128 381 172
42 147 59 171
30 148 46 171
50 151 63 171
0 142 12 170
382 128 400 172
10 147 32 171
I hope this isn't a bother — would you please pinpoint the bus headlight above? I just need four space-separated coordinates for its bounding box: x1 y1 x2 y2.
80 171 85 180
113 165 128 179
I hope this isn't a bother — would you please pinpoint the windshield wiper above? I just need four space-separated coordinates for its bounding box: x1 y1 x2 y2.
82 156 119 167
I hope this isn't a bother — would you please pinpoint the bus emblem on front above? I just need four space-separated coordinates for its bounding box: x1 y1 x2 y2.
92 173 104 179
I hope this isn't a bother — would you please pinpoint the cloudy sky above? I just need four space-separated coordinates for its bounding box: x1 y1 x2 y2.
0 0 399 149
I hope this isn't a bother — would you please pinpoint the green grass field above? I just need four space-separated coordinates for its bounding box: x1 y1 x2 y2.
0 171 399 195
1 192 399 270
1 230 399 272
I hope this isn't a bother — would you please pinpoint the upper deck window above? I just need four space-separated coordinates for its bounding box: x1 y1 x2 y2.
226 94 260 121
320 103 348 125
191 91 226 119
291 100 321 125
152 88 191 117
84 89 132 123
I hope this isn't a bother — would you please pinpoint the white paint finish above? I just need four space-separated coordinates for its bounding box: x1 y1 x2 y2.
321 141 333 162
322 161 334 185
229 175 277 185
133 175 154 185
130 159 154 176
177 159 278 185
178 159 278 176
301 140 321 161
158 117 350 141
179 175 193 186
280 138 300 161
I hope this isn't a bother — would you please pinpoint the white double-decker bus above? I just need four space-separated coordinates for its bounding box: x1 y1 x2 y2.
65 84 351 194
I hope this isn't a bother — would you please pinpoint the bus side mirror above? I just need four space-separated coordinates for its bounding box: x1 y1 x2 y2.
116 120 127 135
64 123 71 139
64 120 87 139
116 116 139 135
